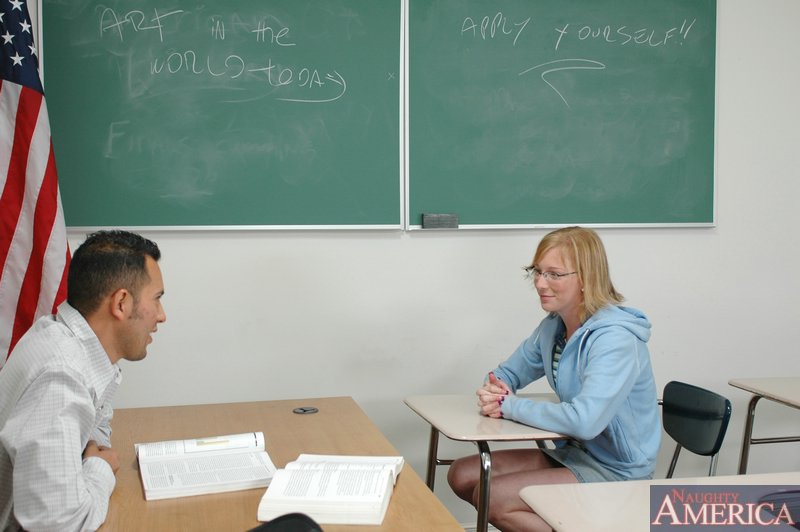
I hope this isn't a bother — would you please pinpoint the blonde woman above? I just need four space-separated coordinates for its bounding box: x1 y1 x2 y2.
448 227 660 532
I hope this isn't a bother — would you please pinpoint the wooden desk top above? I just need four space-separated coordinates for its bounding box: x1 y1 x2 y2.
103 396 461 531
404 394 564 442
729 377 800 409
520 471 800 532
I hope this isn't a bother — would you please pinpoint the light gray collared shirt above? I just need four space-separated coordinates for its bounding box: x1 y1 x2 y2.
0 302 122 532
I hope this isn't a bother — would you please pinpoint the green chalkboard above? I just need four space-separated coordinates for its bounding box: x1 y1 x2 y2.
43 0 401 227
409 0 716 227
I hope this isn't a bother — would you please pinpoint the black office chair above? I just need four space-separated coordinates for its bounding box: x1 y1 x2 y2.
247 513 322 532
660 380 732 478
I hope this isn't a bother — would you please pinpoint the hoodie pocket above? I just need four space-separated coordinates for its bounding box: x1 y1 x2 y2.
596 417 635 464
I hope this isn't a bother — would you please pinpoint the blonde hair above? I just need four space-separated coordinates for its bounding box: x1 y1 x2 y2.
530 226 623 322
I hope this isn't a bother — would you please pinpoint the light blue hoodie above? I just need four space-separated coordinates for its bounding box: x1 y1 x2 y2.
494 305 660 480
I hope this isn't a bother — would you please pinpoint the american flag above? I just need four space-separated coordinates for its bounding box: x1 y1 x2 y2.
0 0 70 366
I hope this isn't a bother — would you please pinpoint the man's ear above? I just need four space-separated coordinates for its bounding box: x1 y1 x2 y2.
109 288 132 320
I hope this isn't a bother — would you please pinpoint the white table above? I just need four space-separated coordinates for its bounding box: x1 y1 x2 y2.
728 377 800 474
520 471 800 532
404 394 565 532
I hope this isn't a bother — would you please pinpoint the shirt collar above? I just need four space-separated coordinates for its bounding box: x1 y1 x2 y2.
56 301 123 390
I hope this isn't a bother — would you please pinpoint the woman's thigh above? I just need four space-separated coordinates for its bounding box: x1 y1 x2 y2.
456 448 558 477
449 447 560 491
489 448 562 475
490 462 578 508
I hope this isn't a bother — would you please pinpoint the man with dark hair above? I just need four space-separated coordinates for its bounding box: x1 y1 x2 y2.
0 230 166 531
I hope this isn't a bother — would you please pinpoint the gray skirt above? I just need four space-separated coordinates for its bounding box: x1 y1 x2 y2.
542 442 650 483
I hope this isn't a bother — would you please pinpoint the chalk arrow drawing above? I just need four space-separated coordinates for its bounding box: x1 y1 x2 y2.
519 59 606 108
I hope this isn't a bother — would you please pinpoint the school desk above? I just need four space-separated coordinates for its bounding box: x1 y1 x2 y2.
729 377 800 474
404 393 565 532
519 470 800 532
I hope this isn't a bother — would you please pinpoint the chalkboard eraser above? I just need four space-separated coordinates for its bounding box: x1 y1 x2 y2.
421 213 459 229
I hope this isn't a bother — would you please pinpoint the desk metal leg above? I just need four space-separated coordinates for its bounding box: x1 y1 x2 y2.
425 426 440 490
476 441 492 532
738 394 762 474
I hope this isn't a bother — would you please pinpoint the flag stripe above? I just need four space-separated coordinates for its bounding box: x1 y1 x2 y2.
1 87 42 272
0 82 32 358
54 247 70 314
12 131 60 349
0 81 31 271
39 168 70 318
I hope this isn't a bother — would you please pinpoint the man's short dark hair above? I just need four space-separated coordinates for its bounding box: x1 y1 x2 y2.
67 231 161 316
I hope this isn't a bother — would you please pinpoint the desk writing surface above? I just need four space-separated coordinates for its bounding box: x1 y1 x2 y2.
404 394 563 442
519 471 800 532
729 378 800 409
104 397 461 531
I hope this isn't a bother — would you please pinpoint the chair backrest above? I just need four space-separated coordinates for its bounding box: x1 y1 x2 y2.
661 380 732 478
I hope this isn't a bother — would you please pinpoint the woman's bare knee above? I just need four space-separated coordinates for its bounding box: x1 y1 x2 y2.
447 456 480 501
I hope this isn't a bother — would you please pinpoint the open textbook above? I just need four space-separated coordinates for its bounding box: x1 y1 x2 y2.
136 431 277 501
257 454 404 525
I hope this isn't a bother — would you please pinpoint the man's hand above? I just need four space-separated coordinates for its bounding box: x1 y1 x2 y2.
83 440 120 474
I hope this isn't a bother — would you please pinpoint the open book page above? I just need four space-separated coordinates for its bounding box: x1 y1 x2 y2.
136 432 276 500
278 461 394 499
257 455 403 525
292 454 404 482
137 432 265 460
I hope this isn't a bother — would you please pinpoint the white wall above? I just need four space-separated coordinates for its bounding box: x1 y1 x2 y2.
65 0 800 525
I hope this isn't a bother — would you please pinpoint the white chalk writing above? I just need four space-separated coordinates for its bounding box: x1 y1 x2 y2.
98 7 343 103
461 12 531 46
